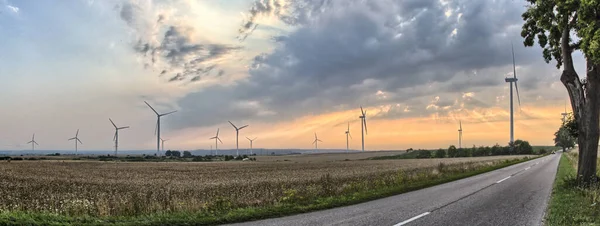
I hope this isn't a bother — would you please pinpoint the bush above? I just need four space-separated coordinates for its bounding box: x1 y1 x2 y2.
434 149 446 158
416 150 432 159
183 151 193 158
448 145 458 157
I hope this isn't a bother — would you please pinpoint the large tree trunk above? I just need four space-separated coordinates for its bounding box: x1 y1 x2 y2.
560 26 599 184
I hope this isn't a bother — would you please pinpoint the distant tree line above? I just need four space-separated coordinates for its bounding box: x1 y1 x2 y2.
411 140 540 159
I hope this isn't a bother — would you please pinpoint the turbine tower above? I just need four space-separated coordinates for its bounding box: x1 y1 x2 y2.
209 128 223 155
228 121 248 156
109 118 129 156
561 100 568 124
458 121 463 149
359 106 368 152
144 101 177 156
246 137 257 155
505 43 521 148
345 122 352 152
26 134 38 151
68 129 82 155
312 133 323 152
160 138 168 152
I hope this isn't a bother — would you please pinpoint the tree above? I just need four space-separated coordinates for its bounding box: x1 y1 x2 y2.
522 0 600 183
447 145 458 157
435 149 446 158
165 150 172 157
513 140 533 155
171 150 181 157
183 151 193 158
555 126 576 152
416 150 432 158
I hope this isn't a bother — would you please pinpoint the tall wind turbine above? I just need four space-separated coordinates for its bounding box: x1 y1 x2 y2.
144 101 177 156
246 137 257 155
109 118 129 156
359 106 368 152
505 43 521 147
27 134 38 151
458 121 463 149
68 129 82 155
228 121 248 156
209 128 223 155
345 122 352 152
160 138 168 152
312 133 323 152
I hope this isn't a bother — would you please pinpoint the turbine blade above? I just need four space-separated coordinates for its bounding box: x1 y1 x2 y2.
27 141 33 144
68 137 75 141
360 106 364 116
228 121 237 130
144 101 159 115
246 136 251 141
113 132 117 141
363 118 368 135
77 138 83 144
209 137 217 140
34 141 39 145
160 110 177 116
76 129 79 137
349 133 353 139
32 133 35 140
347 122 350 132
512 42 517 79
154 120 158 135
239 125 248 130
216 128 220 137
314 133 317 139
218 137 223 144
317 139 323 142
109 118 117 128
118 126 130 130
312 140 317 144
515 81 522 107
460 120 462 130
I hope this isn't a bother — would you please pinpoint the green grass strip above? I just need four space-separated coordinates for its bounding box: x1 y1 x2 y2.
545 153 600 225
0 157 537 226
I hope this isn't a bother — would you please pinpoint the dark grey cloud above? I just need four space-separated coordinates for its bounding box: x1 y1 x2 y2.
171 0 569 130
119 2 138 26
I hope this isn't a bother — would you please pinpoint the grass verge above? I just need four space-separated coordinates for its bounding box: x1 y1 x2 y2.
545 153 600 225
0 157 537 226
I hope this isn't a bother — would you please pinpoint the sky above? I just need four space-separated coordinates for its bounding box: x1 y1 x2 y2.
0 0 586 151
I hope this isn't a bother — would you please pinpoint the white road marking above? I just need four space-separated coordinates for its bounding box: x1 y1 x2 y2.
496 176 511 184
394 212 431 226
525 167 531 170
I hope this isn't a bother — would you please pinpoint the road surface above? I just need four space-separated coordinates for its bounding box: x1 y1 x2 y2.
230 153 560 226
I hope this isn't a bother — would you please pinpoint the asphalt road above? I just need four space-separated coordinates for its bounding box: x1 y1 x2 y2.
230 154 561 226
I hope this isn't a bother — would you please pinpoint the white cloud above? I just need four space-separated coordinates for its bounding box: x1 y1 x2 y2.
7 5 18 13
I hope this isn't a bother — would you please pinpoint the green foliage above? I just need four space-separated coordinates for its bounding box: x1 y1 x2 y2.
513 140 534 155
563 113 579 139
448 145 458 158
434 149 446 158
416 150 432 159
165 150 172 157
183 151 193 158
555 124 576 151
170 151 181 157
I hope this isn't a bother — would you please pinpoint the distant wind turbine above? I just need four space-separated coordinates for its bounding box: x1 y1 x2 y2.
561 100 568 124
68 129 82 155
144 101 177 156
109 118 129 156
505 43 522 147
228 121 248 156
312 133 323 152
345 122 352 152
246 137 257 155
359 106 368 152
160 138 168 152
458 121 463 149
26 134 38 151
209 128 223 155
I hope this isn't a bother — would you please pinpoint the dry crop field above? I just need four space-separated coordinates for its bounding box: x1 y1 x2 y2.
0 155 531 218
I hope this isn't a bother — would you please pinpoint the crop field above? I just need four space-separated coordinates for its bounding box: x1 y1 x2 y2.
0 155 533 221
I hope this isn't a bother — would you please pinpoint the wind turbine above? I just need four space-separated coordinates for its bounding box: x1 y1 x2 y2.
505 43 521 148
209 128 223 155
246 137 257 155
561 100 568 124
458 121 463 149
345 122 352 152
228 121 248 156
160 138 168 152
312 133 323 152
144 101 177 156
109 118 129 156
359 106 368 152
26 134 38 151
68 129 82 155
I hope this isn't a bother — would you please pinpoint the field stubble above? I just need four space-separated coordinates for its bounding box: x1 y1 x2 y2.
0 155 530 218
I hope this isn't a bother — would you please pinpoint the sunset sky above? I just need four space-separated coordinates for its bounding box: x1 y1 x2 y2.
0 0 584 151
